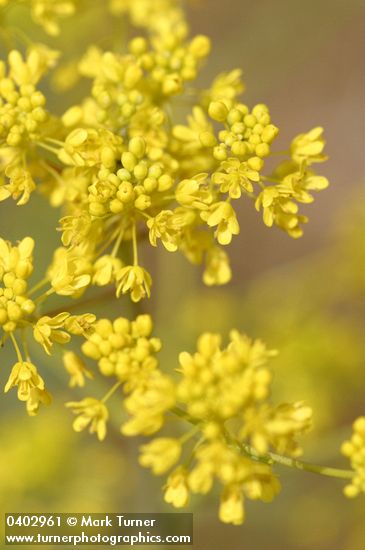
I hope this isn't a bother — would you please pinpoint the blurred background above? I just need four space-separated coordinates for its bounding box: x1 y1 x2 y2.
1 0 365 548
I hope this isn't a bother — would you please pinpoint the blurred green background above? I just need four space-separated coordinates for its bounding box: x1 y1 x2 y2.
1 0 365 548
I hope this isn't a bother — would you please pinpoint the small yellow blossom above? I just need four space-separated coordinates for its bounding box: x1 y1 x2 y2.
66 397 109 441
212 157 261 199
48 247 91 296
219 485 244 525
93 255 123 286
201 202 240 245
291 127 327 165
341 417 365 498
241 402 312 456
0 237 35 332
63 351 93 388
4 361 45 402
164 467 190 508
122 371 175 436
30 0 76 36
64 313 96 336
139 438 182 475
33 312 71 355
116 265 152 302
26 387 52 416
203 246 232 286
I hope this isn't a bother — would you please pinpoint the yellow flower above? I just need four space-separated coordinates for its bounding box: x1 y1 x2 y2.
212 157 261 199
219 485 245 525
93 255 123 286
291 127 327 165
255 187 307 239
0 237 35 332
66 397 109 441
122 372 175 435
201 202 240 245
8 48 53 86
175 174 212 209
139 438 182 475
202 69 244 107
341 417 365 498
147 209 194 252
116 265 152 302
33 312 71 355
64 313 96 336
48 248 91 296
241 402 312 456
187 463 214 494
0 167 36 205
203 246 231 286
0 236 34 277
164 467 190 508
30 0 76 36
63 351 93 388
59 213 93 247
4 361 45 402
26 387 52 416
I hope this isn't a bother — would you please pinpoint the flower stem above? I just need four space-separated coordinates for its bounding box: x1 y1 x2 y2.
36 142 60 155
238 442 354 480
102 380 122 403
111 226 125 258
10 332 23 362
171 406 354 481
132 223 138 266
28 277 49 296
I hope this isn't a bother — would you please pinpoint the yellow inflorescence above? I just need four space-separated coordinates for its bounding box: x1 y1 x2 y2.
133 331 312 524
341 417 365 498
0 0 357 528
0 234 96 415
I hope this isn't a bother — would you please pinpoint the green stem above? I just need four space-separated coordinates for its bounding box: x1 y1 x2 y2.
28 277 49 297
172 406 354 481
102 380 122 403
132 223 138 266
36 142 60 155
111 225 125 258
10 332 23 362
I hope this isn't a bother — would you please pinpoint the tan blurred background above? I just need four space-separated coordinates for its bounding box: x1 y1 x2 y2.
1 1 365 548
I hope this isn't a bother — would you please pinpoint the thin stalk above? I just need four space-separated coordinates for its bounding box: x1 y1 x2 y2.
34 287 54 304
10 332 23 362
21 328 31 362
36 142 60 155
132 223 138 266
102 381 122 403
172 406 354 481
111 226 125 258
45 137 65 147
28 277 49 296
40 160 64 185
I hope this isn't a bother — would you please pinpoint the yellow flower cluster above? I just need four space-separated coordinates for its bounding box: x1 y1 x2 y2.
2 0 323 305
0 237 35 333
75 314 174 438
341 417 365 498
41 34 328 300
109 0 187 38
0 46 58 205
0 0 350 529
0 0 76 36
0 235 96 414
137 331 311 524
